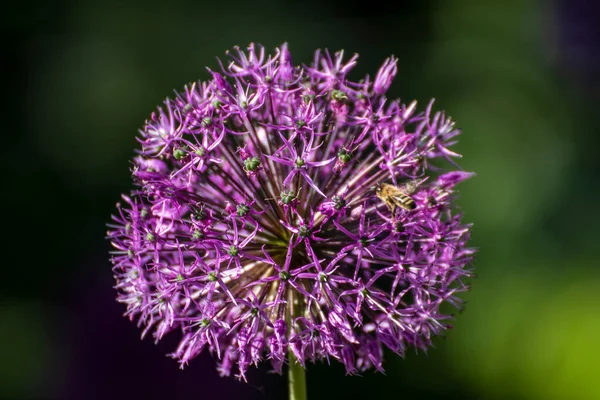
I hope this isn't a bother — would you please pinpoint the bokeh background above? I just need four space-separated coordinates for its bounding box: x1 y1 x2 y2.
3 0 600 399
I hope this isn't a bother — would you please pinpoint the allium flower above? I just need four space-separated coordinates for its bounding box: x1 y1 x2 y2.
107 43 475 380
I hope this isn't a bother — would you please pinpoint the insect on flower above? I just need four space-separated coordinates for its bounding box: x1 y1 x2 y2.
374 178 426 213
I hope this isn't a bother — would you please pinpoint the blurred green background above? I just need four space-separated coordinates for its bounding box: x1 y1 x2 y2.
3 0 599 399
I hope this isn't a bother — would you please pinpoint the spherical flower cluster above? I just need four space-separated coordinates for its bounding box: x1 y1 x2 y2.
107 43 475 380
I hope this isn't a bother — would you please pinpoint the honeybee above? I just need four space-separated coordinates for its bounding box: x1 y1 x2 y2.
375 180 423 213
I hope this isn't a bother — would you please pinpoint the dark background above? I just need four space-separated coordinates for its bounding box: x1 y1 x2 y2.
3 0 600 399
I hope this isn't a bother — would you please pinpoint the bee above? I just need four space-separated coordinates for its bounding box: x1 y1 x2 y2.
375 179 424 213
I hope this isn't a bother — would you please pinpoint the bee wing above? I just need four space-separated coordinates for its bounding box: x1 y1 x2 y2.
403 177 428 194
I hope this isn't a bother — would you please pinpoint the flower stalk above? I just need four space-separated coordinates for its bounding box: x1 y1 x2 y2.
288 350 307 400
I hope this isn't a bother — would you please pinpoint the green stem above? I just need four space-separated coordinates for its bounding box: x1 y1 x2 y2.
288 350 307 400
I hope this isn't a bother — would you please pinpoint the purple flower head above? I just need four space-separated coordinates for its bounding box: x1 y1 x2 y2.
107 43 475 380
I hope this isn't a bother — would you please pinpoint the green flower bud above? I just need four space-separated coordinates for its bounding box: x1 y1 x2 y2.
337 148 353 163
244 157 261 171
236 203 250 217
279 270 290 281
331 90 348 102
280 190 296 204
195 147 206 157
299 225 310 238
332 195 347 210
173 148 187 160
228 245 239 257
